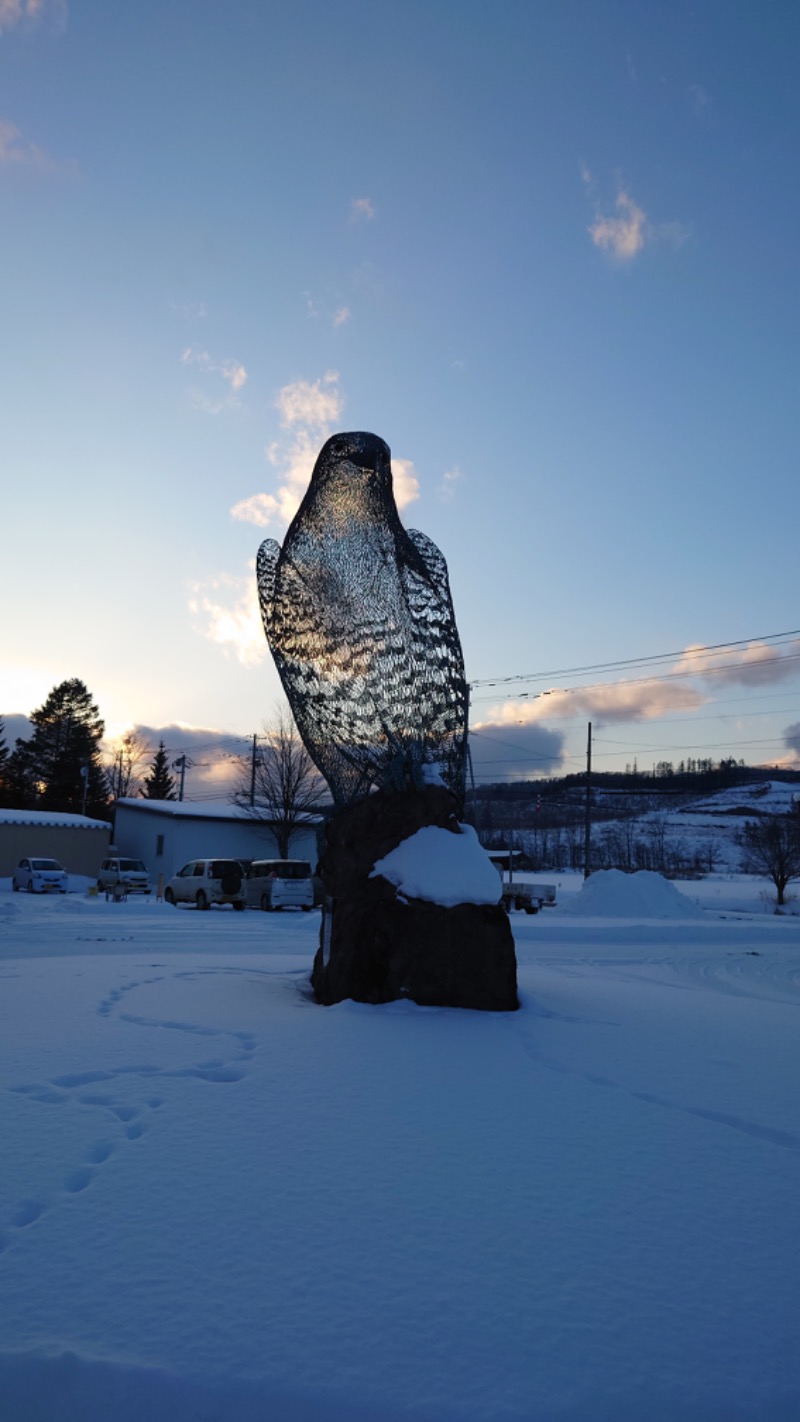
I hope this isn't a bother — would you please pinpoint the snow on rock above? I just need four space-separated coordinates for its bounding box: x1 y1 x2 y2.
568 868 699 919
371 823 501 907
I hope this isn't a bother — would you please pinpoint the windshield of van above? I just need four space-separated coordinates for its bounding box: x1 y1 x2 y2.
119 860 146 872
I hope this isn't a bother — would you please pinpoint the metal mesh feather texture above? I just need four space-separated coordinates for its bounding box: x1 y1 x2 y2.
257 431 468 808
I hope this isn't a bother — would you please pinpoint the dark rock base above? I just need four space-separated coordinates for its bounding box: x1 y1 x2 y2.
311 786 518 1012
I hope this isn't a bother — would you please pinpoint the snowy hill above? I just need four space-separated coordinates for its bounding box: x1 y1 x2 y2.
589 780 799 877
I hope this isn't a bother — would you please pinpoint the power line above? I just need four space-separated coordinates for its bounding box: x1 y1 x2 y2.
468 626 800 690
469 652 800 711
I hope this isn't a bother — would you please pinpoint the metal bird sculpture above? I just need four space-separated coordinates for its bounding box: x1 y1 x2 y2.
256 431 468 807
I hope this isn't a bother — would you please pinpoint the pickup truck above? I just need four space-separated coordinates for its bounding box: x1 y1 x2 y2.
499 880 557 914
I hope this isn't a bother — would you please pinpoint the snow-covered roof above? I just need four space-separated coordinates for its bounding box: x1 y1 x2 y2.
115 797 321 825
0 808 112 830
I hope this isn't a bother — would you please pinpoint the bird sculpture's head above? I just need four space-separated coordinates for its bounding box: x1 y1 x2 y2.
311 431 394 519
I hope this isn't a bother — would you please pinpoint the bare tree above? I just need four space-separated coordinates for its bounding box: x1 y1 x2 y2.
742 815 800 907
103 731 153 801
232 710 326 858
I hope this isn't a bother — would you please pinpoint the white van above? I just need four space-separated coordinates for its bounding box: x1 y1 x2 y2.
98 857 151 895
245 860 315 911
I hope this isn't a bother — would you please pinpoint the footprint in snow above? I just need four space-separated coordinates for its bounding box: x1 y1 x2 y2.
65 1168 94 1194
11 1198 45 1228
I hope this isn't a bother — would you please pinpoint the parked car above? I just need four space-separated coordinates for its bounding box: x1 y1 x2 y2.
164 859 246 911
244 859 315 911
12 857 68 894
97 857 151 895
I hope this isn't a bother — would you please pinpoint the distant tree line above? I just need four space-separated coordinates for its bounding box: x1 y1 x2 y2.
464 758 800 896
0 681 180 815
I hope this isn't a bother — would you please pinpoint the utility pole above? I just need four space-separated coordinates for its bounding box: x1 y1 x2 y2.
583 721 592 879
465 682 475 792
173 755 187 801
250 733 258 808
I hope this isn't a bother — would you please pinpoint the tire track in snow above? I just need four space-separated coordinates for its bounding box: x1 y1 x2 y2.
512 1011 800 1154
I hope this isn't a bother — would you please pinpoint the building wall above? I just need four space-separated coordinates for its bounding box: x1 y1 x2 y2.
114 805 319 883
0 824 112 878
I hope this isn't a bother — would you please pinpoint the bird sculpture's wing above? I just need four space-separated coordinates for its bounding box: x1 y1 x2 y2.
404 528 466 691
401 528 468 794
256 539 281 633
405 528 452 606
265 547 375 803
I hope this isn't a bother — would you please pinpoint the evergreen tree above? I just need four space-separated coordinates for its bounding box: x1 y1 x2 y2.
9 679 109 818
0 717 10 807
142 741 177 800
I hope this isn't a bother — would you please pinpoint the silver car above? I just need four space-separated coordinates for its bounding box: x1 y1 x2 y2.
164 858 246 911
13 857 68 894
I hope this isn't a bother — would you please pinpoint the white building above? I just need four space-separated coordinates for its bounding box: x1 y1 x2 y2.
113 799 320 882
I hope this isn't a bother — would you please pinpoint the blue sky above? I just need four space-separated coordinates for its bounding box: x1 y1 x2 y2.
2 0 799 791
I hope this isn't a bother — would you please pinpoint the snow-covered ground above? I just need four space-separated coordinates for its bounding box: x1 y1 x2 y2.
1 875 799 1421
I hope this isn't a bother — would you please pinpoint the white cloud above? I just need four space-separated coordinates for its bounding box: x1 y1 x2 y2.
588 183 689 262
392 458 420 511
351 196 375 221
0 0 64 35
332 306 351 327
274 371 342 430
230 380 343 533
589 189 648 262
188 569 266 667
469 722 565 780
229 493 281 529
487 679 706 728
653 219 692 250
689 83 711 117
437 466 462 504
0 118 71 171
673 640 800 687
480 637 800 736
181 346 247 411
221 360 247 392
229 371 421 533
118 722 250 798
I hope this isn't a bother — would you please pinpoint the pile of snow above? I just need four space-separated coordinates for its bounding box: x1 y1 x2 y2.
568 868 698 919
371 823 501 907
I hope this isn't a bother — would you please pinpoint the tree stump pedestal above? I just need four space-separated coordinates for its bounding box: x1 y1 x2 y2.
311 785 518 1011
